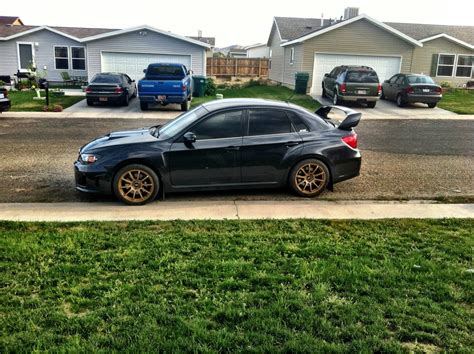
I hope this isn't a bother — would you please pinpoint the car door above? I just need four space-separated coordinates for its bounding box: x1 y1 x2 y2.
383 75 398 99
393 75 406 99
241 108 303 184
167 109 244 187
326 67 339 96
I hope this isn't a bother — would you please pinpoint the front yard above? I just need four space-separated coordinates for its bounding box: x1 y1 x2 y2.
1 219 472 352
7 91 84 112
438 89 474 114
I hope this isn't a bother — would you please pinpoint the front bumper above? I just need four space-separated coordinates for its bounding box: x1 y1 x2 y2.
339 95 379 103
74 161 113 195
406 93 442 104
0 98 11 112
139 93 187 104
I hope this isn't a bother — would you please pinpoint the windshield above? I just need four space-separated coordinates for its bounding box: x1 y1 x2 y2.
158 106 206 138
91 75 122 84
145 65 185 80
407 76 435 84
346 70 379 83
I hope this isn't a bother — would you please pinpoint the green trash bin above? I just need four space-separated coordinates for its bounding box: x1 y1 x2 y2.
193 76 207 97
295 72 309 94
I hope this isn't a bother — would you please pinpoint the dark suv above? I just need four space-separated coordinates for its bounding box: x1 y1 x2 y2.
322 66 381 108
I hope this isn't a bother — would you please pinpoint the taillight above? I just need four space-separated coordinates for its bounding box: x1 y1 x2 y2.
377 83 382 95
342 133 358 149
115 87 124 93
3 89 8 98
182 84 187 91
405 86 414 94
340 83 347 94
434 86 442 93
85 87 92 93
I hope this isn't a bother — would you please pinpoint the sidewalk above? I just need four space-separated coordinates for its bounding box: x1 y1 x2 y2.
0 201 472 221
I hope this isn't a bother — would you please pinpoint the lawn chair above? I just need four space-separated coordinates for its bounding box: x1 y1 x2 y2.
60 72 75 86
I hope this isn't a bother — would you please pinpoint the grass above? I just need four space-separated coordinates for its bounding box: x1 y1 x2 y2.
438 89 474 114
1 219 473 352
7 90 84 112
192 84 321 111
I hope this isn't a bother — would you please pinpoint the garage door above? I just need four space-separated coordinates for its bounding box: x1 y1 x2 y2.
101 52 192 82
311 53 401 95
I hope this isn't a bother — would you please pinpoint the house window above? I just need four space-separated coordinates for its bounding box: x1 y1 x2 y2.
71 47 86 70
456 55 473 78
54 46 69 70
269 49 272 58
289 47 295 64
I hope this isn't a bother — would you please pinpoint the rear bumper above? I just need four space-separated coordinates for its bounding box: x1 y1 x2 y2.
340 95 379 102
0 98 11 112
139 93 187 104
406 93 442 104
332 152 362 184
86 93 125 103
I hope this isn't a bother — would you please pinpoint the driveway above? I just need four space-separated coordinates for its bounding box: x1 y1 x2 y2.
313 95 457 119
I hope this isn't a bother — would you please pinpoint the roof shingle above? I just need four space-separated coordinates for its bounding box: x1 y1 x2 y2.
274 17 332 41
0 25 117 39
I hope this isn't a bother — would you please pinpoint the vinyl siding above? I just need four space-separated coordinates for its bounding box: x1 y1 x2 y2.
302 19 415 89
281 44 303 89
86 30 206 80
0 29 85 81
411 37 474 86
268 25 284 83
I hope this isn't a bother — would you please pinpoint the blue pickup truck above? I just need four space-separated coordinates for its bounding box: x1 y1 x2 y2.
138 63 192 111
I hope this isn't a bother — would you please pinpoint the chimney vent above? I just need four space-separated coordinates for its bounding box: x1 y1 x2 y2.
320 13 324 27
198 30 202 38
344 7 359 20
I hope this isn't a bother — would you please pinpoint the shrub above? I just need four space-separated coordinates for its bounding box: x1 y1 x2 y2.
205 78 217 96
53 104 63 112
440 81 452 88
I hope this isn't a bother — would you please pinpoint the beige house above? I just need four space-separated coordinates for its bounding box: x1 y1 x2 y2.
267 10 473 94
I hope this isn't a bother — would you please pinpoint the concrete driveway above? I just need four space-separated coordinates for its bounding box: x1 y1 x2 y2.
64 97 182 119
313 95 457 119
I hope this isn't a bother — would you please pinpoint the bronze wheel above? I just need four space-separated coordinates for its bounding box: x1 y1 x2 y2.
289 159 329 198
113 164 159 205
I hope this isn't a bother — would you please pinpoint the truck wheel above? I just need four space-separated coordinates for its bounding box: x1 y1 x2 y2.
367 101 376 108
181 101 189 112
140 102 148 111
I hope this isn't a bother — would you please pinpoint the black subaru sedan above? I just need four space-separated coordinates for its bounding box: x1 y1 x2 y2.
75 99 361 205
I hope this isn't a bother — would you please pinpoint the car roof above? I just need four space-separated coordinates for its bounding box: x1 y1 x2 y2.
96 72 123 76
202 98 295 112
148 63 183 67
339 65 375 71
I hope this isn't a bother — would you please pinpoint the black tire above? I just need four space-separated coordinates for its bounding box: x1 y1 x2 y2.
289 159 330 198
322 84 327 98
333 89 340 105
140 102 148 111
427 102 437 108
367 101 376 108
86 99 94 106
113 164 160 205
122 93 129 106
181 100 190 112
396 94 405 107
380 89 386 100
131 86 137 98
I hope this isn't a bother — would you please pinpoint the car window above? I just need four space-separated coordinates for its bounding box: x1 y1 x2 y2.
192 110 243 140
146 65 185 80
406 76 435 84
345 70 379 83
159 106 206 138
389 75 399 84
91 74 122 84
329 67 339 78
248 109 293 136
395 76 405 85
286 111 309 133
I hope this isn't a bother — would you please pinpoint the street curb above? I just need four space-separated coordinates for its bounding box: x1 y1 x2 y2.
0 201 472 222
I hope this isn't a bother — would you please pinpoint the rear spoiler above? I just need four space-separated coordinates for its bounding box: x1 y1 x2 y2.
315 105 362 131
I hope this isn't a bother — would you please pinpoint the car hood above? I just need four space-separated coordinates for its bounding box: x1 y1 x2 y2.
80 128 157 152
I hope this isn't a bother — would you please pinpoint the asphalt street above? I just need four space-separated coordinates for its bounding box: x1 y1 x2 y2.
0 117 473 203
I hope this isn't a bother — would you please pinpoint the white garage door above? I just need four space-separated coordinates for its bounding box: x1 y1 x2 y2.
101 52 192 82
311 53 401 94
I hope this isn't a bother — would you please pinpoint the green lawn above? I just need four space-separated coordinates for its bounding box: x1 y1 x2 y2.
438 89 474 114
192 84 321 111
7 91 84 112
1 219 472 352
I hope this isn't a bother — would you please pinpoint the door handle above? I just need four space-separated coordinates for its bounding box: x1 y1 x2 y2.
225 146 240 151
285 141 300 147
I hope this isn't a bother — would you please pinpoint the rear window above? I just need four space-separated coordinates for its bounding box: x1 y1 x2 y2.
406 76 435 84
91 75 122 84
345 70 379 83
146 65 185 80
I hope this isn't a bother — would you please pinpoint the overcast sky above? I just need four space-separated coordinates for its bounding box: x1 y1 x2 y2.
3 0 473 47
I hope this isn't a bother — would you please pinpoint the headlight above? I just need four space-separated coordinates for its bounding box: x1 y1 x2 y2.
80 153 100 164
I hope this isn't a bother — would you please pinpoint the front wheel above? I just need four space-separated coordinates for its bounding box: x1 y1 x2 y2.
289 159 330 198
113 164 159 205
427 102 437 108
333 90 340 105
380 89 386 100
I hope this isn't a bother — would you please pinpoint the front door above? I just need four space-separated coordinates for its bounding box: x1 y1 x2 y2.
241 109 303 183
167 110 244 187
17 43 34 70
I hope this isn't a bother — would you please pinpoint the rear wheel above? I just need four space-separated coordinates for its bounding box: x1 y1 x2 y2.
396 94 405 107
289 159 330 198
86 99 94 106
122 93 129 106
367 101 376 108
140 102 148 111
113 164 159 205
427 102 437 108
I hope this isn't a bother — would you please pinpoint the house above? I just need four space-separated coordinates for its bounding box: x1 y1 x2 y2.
245 43 270 58
215 45 248 58
0 16 24 26
267 8 474 94
187 35 216 54
0 21 211 83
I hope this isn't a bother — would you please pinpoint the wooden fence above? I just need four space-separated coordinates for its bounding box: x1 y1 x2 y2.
207 58 269 77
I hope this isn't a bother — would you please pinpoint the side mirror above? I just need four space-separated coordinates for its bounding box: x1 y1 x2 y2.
324 73 329 78
183 132 196 143
187 70 193 75
132 79 135 83
143 69 147 73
